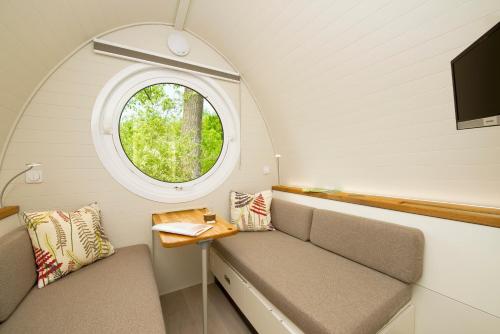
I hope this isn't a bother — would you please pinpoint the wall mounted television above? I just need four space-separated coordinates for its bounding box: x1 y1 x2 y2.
451 21 500 130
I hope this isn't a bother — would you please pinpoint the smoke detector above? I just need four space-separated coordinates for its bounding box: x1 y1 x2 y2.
168 31 190 57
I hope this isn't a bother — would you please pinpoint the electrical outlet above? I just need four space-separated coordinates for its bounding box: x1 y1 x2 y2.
26 169 43 184
263 166 271 175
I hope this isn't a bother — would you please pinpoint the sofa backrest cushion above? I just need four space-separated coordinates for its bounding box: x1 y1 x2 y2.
310 209 424 283
271 199 313 241
0 226 36 322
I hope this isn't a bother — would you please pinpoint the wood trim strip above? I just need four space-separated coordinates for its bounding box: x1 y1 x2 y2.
272 185 500 228
0 206 19 220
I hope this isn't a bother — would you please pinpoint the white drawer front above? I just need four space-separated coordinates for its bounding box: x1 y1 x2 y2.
245 286 291 334
210 249 248 311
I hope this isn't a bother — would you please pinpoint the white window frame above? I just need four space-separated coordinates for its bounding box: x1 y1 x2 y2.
91 64 240 203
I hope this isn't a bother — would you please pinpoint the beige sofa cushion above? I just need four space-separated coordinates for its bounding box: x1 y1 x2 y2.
0 227 36 323
214 231 411 334
311 209 424 283
0 244 165 334
271 199 313 241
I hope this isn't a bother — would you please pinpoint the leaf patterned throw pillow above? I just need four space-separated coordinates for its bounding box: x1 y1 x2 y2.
23 203 115 288
230 190 273 231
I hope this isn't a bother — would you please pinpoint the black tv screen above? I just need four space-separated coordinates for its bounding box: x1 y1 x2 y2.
452 21 500 130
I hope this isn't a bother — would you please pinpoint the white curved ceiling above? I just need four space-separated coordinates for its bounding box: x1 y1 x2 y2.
185 0 500 205
0 0 177 161
1 0 500 205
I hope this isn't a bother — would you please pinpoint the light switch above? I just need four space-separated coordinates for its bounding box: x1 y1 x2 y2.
263 166 271 175
26 169 43 184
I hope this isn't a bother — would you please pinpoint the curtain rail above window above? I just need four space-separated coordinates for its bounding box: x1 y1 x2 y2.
93 39 241 83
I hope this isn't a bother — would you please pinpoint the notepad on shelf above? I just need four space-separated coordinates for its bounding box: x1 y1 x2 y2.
302 187 339 194
152 222 213 237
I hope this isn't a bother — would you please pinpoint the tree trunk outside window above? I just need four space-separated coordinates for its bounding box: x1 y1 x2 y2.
181 88 203 178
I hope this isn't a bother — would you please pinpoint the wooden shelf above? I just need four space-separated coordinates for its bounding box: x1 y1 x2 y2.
0 206 19 220
272 185 500 228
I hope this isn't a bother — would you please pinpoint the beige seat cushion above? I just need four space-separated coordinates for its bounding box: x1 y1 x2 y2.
311 209 425 283
0 227 36 323
214 231 411 334
0 245 165 334
271 199 313 241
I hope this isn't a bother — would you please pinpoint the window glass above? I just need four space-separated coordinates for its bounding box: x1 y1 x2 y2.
119 83 224 183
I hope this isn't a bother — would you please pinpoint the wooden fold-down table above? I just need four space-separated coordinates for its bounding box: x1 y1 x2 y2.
152 208 238 334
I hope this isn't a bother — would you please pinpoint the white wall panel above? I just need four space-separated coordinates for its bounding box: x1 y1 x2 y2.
412 285 500 334
0 25 277 295
2 1 499 207
187 0 500 207
0 0 178 166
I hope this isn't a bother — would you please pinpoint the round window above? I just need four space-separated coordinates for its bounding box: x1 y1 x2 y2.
92 64 240 203
118 83 224 183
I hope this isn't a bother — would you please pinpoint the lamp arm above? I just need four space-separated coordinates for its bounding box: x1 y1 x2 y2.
275 154 281 185
0 166 33 208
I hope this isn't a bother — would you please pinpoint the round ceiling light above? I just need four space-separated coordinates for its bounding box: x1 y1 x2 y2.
167 31 190 57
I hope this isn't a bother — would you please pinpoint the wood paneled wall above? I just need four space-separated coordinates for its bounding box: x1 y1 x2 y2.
187 0 500 208
0 0 178 165
0 25 277 295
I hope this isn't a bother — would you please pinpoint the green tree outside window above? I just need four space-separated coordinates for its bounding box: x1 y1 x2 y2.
119 83 224 183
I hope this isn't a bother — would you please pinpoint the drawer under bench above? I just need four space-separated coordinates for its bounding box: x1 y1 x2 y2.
210 248 302 334
210 248 415 334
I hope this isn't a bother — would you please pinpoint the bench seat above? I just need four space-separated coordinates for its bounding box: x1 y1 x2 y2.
0 243 165 334
214 230 412 334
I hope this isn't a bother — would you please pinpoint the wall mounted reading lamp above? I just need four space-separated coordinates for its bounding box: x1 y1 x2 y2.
0 163 41 208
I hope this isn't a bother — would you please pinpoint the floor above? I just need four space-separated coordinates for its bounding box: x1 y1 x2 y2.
161 282 255 334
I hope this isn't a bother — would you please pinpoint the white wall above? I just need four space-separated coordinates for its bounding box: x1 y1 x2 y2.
0 0 178 161
274 190 500 334
187 0 500 207
0 24 277 294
